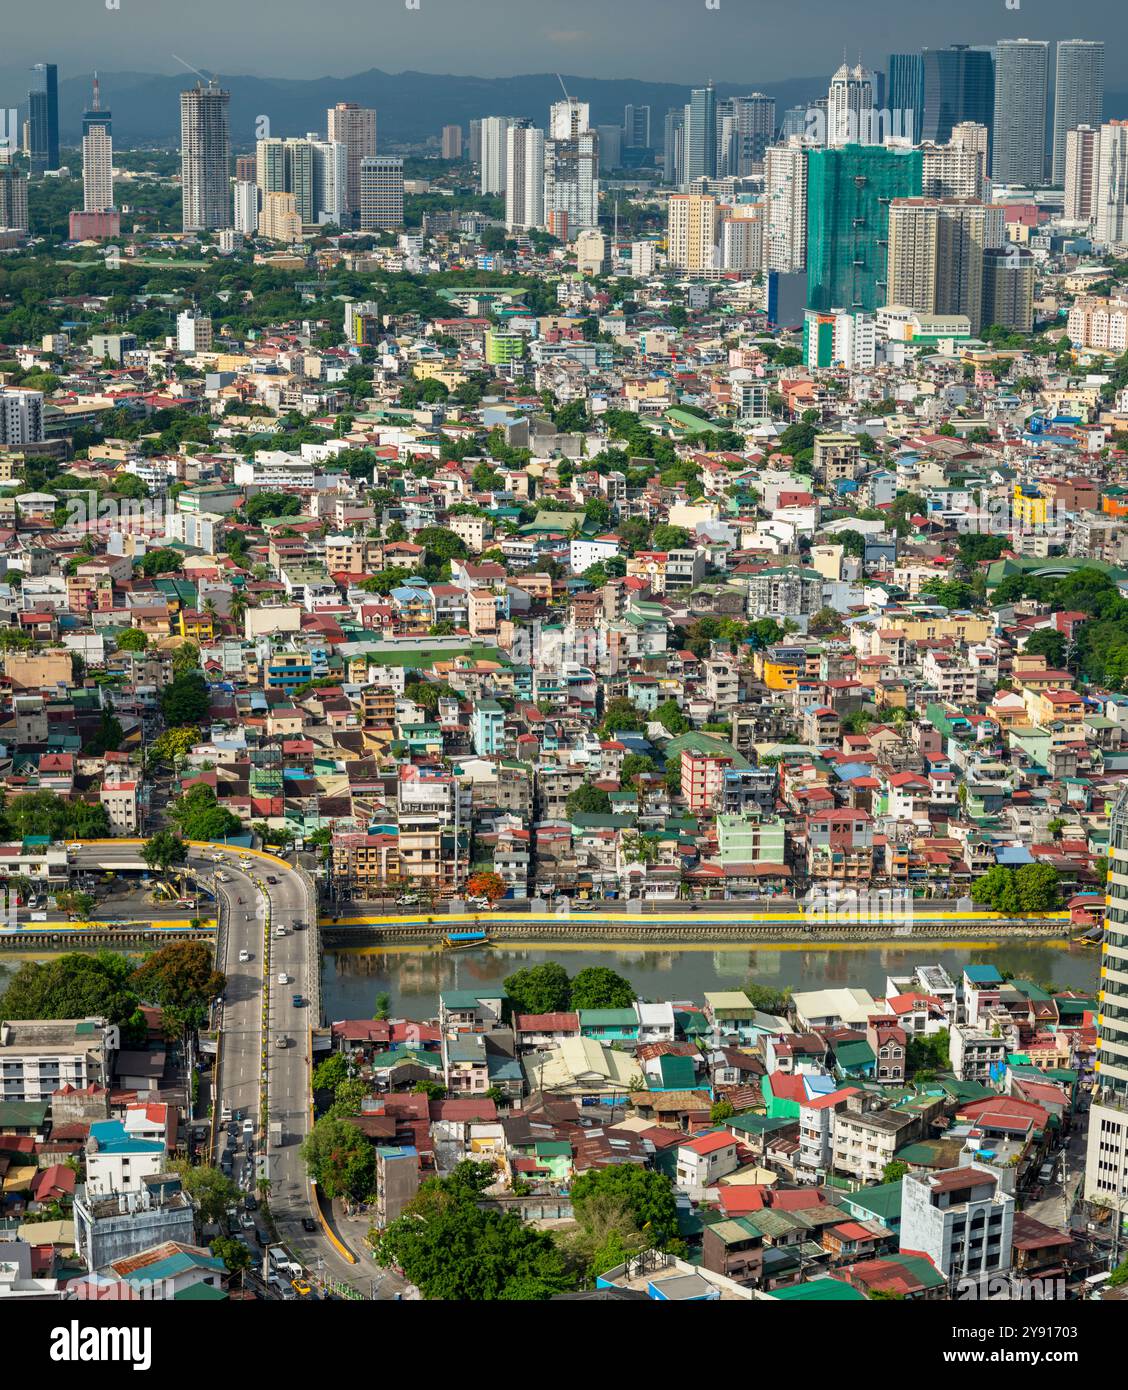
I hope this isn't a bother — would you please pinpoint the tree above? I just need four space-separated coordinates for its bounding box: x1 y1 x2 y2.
504 962 571 1017
654 698 690 735
372 1170 574 1300
882 1160 910 1184
742 982 792 1016
143 831 188 874
312 1053 349 1093
1015 863 1062 912
174 1162 241 1225
710 1099 735 1124
299 1113 376 1203
907 1029 950 1075
115 628 148 651
160 670 210 725
569 966 636 1010
599 696 646 737
0 951 144 1032
620 753 656 782
210 1235 251 1284
169 783 242 841
971 866 1021 914
919 578 976 611
565 783 611 818
651 524 691 551
569 1164 678 1247
466 871 506 903
138 547 184 577
1022 628 1067 670
412 1078 446 1100
149 726 199 768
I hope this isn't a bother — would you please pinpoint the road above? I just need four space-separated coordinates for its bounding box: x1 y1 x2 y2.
67 841 385 1298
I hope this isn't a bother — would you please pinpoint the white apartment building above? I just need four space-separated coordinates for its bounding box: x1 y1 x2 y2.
899 1165 1015 1282
0 1017 112 1103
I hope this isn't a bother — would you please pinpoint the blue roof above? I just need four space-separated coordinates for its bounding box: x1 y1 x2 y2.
995 846 1034 866
964 965 1003 984
89 1119 165 1157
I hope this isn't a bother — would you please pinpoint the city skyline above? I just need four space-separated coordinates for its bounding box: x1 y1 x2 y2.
0 0 1123 85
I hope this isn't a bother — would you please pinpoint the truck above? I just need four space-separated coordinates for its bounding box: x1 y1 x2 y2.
270 1121 284 1148
268 1246 302 1280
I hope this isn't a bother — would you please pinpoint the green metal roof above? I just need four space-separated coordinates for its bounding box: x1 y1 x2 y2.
770 1277 866 1302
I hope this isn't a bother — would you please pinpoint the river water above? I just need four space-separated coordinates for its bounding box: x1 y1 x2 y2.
320 939 1100 1022
0 940 1100 1023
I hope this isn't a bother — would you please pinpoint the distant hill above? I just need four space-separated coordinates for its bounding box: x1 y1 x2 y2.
0 66 827 149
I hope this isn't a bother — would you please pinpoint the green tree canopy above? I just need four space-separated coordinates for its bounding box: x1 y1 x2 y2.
569 966 636 1010
503 962 572 1017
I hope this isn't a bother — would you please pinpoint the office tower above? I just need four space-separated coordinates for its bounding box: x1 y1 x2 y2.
504 121 544 231
235 154 256 183
982 246 1034 332
1083 788 1128 1211
257 137 315 224
596 125 622 172
28 63 59 173
921 45 995 154
0 166 29 232
359 156 404 230
441 125 462 160
683 82 717 187
233 179 259 236
1053 40 1105 184
544 128 599 234
310 139 348 225
806 145 923 313
550 98 590 140
780 106 808 142
718 94 775 176
922 130 987 200
180 81 231 232
764 143 808 272
479 116 512 195
663 109 684 185
827 62 875 147
469 119 482 164
1095 122 1128 249
624 104 651 149
887 53 924 146
1064 125 1099 221
327 102 377 221
667 193 718 272
259 191 302 242
887 197 1004 332
81 75 113 213
992 39 1048 185
0 388 44 445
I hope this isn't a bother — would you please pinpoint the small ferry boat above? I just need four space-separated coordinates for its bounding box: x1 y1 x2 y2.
442 929 491 950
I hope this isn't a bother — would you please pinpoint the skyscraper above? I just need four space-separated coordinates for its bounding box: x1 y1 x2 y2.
683 83 717 187
549 98 590 140
327 102 377 223
806 145 923 313
921 45 995 155
504 121 544 231
257 138 315 224
0 166 29 233
1052 40 1105 184
1083 788 1128 1213
310 139 348 225
887 53 924 145
479 117 513 195
1095 122 1128 249
663 109 684 186
233 180 259 237
81 75 113 214
827 62 876 147
180 80 231 232
624 104 652 149
667 193 718 272
1064 125 1099 221
992 39 1048 185
764 142 808 272
718 94 775 175
887 197 1004 332
544 127 599 234
28 63 59 173
441 126 463 160
0 388 44 446
358 156 403 231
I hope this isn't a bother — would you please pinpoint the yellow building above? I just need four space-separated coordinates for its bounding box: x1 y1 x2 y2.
178 609 215 641
757 652 803 691
1012 482 1048 528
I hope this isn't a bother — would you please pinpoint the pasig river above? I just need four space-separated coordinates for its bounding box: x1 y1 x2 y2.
319 938 1101 1022
0 940 1101 1022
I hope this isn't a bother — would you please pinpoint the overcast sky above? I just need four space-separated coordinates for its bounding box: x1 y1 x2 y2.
2 0 1121 83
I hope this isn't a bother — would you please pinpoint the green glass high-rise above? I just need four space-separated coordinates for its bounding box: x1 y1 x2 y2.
805 145 922 314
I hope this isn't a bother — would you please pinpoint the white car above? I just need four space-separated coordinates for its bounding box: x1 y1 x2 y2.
395 894 420 906
277 972 289 985
274 925 288 937
238 949 251 963
275 1036 290 1049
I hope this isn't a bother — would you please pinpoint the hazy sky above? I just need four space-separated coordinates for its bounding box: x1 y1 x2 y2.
2 0 1121 83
